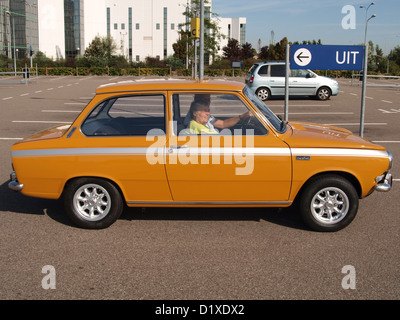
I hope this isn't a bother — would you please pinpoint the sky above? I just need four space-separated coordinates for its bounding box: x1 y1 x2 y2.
212 0 400 55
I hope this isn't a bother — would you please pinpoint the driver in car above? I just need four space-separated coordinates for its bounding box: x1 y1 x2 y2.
185 94 253 134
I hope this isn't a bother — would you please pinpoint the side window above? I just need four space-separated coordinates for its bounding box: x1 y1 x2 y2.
270 65 286 77
81 95 165 136
291 69 309 77
258 65 268 76
172 93 268 136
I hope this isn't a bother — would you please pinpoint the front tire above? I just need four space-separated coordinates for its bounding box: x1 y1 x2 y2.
316 87 331 100
299 175 359 232
64 178 124 229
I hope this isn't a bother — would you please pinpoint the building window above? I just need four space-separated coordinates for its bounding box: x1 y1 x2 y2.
171 23 174 30
121 23 125 30
136 23 140 30
107 8 110 36
136 55 140 62
114 23 118 30
156 23 160 30
240 23 246 45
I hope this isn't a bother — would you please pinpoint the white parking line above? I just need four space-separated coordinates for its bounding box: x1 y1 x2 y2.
323 123 387 126
20 93 29 97
268 104 331 107
2 97 13 100
35 90 42 93
372 141 400 143
64 102 87 105
277 112 353 115
42 110 80 113
381 100 393 104
12 120 71 124
0 137 23 140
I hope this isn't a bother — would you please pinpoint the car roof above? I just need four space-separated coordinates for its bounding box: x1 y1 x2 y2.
95 79 245 94
257 61 285 66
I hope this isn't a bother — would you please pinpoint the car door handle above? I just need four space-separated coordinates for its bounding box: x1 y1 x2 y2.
169 145 189 152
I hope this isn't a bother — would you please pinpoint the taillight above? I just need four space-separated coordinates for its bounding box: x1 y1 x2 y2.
249 74 254 84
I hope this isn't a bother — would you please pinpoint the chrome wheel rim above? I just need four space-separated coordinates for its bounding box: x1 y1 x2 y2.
257 89 269 100
311 187 349 224
73 184 111 221
318 88 330 100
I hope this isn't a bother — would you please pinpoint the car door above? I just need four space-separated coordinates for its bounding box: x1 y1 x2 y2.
79 92 172 203
290 69 318 95
163 91 292 203
269 64 286 96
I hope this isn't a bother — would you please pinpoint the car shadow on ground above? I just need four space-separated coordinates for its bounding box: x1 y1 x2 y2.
122 206 307 230
1 180 307 231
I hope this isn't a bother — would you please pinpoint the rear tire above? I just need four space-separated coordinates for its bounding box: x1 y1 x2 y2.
256 87 271 101
299 175 359 232
64 178 123 229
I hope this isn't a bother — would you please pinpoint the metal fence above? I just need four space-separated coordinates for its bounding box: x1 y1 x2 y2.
351 73 400 87
0 68 38 84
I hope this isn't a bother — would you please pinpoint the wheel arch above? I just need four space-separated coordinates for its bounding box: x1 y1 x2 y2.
294 171 362 202
62 176 127 203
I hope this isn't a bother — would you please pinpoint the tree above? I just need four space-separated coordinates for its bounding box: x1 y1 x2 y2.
240 42 254 60
84 35 117 67
172 0 224 65
222 39 240 60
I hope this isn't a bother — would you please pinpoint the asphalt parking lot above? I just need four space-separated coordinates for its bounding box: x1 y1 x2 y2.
0 75 398 302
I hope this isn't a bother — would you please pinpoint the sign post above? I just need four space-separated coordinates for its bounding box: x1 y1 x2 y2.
284 44 290 121
359 44 368 137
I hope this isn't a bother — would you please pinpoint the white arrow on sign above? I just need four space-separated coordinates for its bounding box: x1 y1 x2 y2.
293 48 312 67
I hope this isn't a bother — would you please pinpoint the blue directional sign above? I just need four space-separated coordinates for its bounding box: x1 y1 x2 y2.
290 45 364 70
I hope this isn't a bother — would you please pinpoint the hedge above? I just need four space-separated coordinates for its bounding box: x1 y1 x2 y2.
2 67 387 78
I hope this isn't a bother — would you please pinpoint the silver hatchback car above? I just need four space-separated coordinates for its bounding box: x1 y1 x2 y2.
245 61 339 101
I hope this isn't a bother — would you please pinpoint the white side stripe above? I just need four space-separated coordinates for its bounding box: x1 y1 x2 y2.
292 148 388 158
11 147 389 158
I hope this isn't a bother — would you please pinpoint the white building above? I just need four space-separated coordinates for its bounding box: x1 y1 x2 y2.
218 17 247 53
36 0 245 62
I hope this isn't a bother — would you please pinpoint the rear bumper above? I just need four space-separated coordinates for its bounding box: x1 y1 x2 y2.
8 172 23 191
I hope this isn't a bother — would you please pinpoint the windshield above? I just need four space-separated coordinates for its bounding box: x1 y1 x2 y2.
243 86 286 133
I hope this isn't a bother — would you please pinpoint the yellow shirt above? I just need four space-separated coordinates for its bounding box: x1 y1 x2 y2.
188 120 218 134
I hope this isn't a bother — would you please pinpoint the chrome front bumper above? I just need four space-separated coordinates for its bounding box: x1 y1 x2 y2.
375 173 392 192
8 171 23 191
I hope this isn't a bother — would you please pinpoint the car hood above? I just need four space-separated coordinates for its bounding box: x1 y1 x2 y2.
284 121 385 151
14 124 72 144
319 75 337 82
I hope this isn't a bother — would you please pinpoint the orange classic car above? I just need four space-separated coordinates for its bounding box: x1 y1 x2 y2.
9 80 392 231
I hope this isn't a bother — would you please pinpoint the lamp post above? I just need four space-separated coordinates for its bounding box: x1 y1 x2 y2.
6 11 17 76
199 0 204 80
359 2 376 138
